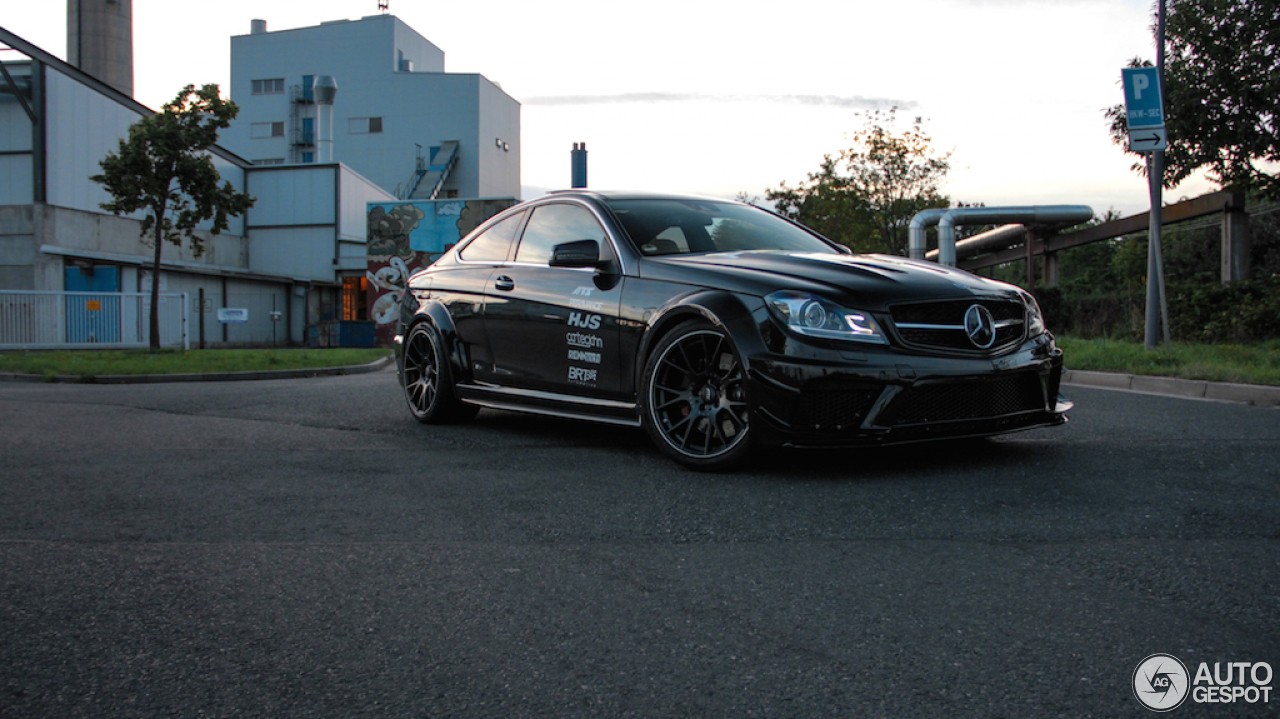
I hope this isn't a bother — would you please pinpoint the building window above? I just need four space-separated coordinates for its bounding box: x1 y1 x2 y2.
348 117 384 134
251 122 285 139
251 78 284 95
252 158 285 166
342 277 368 321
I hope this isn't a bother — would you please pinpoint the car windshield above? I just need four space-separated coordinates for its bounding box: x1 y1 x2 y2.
605 198 839 257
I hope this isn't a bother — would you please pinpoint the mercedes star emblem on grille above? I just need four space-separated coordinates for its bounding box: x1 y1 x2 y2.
964 304 996 349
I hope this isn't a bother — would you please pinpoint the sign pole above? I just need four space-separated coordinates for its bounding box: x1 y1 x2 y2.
1142 0 1171 350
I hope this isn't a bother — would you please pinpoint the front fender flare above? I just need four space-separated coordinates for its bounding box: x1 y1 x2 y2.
633 290 769 397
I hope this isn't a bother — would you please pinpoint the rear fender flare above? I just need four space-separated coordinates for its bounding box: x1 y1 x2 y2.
401 298 471 385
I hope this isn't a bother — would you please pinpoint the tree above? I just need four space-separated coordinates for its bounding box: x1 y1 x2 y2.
92 84 255 349
1106 0 1280 198
766 109 952 254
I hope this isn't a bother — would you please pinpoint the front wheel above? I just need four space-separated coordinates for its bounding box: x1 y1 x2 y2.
401 322 477 423
641 320 751 470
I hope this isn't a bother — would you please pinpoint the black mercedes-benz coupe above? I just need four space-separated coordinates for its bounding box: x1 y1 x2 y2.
395 190 1071 469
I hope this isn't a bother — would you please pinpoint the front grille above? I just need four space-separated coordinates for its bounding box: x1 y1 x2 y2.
890 299 1026 353
876 372 1045 427
795 383 882 430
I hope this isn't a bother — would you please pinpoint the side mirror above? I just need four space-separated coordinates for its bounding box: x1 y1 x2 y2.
549 239 602 268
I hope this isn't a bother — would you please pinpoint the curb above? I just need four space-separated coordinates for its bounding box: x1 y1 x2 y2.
0 355 395 385
1062 369 1280 408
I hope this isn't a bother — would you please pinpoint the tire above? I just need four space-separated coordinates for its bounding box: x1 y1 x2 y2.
401 321 477 423
641 319 751 470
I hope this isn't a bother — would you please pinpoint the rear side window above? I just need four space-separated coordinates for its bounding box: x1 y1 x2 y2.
515 204 607 265
459 211 525 262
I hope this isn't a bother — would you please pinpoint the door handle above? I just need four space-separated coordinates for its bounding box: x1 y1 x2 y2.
494 276 515 291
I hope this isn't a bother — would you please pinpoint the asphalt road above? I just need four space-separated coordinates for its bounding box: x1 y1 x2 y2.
1 369 1277 718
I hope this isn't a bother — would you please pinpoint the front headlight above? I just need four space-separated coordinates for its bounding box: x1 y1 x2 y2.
766 291 887 344
1022 292 1046 337
1018 291 1049 335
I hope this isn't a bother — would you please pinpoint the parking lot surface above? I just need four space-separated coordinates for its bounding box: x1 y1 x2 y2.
1 369 1277 717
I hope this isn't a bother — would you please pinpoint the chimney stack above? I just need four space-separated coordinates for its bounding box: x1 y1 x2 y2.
571 143 588 188
67 0 134 97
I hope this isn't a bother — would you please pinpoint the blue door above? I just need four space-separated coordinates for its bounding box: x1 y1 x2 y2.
65 265 121 343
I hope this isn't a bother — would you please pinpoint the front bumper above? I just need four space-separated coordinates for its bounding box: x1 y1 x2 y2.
745 333 1069 448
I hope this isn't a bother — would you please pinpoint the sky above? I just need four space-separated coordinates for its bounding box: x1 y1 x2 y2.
2 0 1213 216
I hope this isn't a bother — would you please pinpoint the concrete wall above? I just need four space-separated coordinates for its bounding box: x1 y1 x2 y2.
0 205 36 289
38 204 250 274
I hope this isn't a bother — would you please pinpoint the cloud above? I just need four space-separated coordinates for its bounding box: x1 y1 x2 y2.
523 92 917 111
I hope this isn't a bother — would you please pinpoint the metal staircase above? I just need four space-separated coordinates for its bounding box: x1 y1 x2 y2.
404 141 459 199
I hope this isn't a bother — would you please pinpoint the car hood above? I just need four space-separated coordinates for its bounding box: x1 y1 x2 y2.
641 251 1023 308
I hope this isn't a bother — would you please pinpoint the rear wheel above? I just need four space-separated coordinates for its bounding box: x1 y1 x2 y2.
401 322 477 423
642 320 751 470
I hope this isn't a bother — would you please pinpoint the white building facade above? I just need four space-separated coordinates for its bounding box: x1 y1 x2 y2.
223 15 521 202
0 28 394 348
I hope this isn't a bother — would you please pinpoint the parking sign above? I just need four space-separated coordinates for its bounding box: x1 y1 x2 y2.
1122 67 1165 129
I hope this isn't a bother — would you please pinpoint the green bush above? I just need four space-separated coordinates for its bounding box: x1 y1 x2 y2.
1167 276 1280 342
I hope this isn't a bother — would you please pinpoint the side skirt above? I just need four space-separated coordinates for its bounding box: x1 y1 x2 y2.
455 383 642 428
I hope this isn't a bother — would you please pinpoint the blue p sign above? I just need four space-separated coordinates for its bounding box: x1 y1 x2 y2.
1122 67 1165 129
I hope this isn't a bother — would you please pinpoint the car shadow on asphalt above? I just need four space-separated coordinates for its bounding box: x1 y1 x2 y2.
463 409 1059 481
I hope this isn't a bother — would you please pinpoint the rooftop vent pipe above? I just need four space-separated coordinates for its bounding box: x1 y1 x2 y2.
313 75 337 163
250 19 267 34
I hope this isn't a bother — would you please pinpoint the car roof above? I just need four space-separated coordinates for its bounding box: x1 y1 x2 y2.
543 189 741 204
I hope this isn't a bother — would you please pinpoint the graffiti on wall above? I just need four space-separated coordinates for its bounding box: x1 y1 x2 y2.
366 198 517 345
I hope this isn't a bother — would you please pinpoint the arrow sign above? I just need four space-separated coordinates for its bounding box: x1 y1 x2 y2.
1128 126 1168 153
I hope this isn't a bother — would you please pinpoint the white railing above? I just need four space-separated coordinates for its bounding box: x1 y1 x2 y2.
0 291 189 350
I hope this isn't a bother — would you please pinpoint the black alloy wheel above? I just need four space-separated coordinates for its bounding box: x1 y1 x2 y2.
642 320 751 469
401 322 475 423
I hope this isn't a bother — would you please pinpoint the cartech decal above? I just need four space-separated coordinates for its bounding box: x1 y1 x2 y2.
566 332 603 349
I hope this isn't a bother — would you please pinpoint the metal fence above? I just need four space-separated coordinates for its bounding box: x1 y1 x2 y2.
0 291 189 350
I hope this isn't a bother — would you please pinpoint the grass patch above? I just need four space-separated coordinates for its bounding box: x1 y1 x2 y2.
1058 336 1280 386
0 348 391 378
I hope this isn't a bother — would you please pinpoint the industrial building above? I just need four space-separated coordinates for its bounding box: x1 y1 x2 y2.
0 5 520 349
222 14 520 202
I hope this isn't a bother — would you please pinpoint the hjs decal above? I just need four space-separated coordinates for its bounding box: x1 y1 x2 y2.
568 312 601 330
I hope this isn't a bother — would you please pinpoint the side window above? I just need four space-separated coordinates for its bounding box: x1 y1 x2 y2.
515 204 607 265
458 211 525 262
